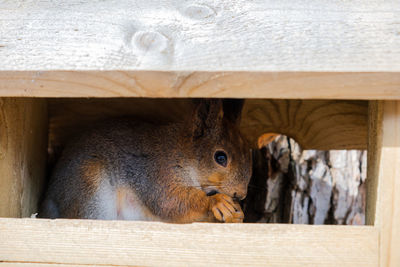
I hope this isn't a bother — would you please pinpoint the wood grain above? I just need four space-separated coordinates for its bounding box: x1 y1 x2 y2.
367 101 400 267
0 71 399 99
0 1 399 72
0 218 378 267
0 98 48 218
242 99 368 150
0 264 76 267
366 101 383 225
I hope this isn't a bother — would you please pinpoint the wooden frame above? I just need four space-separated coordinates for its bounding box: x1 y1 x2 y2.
367 101 400 266
0 97 397 267
0 219 378 266
1 0 400 266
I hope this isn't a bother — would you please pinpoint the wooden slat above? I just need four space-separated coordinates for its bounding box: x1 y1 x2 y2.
0 71 399 99
0 98 47 218
367 101 400 267
0 1 399 72
0 264 76 267
366 101 383 225
1 0 400 99
0 218 378 267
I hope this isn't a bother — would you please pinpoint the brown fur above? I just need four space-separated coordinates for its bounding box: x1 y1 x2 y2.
80 160 104 190
40 99 252 223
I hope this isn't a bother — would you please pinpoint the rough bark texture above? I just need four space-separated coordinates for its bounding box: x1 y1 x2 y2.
243 135 367 225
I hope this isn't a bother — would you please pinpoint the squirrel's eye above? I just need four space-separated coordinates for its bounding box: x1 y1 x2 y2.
214 151 228 167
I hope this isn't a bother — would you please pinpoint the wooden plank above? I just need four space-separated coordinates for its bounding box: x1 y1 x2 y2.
46 99 367 151
0 264 76 267
0 218 378 267
0 264 87 267
0 264 82 267
366 101 383 225
367 101 400 267
0 71 399 99
0 98 48 218
0 1 399 72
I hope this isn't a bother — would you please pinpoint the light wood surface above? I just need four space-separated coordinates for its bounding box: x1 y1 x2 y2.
368 101 400 267
242 99 367 150
0 71 399 99
1 1 399 72
47 99 368 151
1 1 399 98
0 264 74 267
0 264 85 267
0 98 47 218
0 218 378 267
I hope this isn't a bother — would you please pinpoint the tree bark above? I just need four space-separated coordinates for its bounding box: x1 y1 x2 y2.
243 135 367 225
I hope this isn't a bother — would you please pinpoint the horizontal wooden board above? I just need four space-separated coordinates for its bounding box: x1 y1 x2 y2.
0 264 80 267
0 218 378 267
0 0 399 72
0 71 399 99
0 264 76 267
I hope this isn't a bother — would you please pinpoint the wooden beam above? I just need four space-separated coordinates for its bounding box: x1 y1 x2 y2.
0 71 399 99
0 218 378 266
367 101 400 267
366 101 383 225
0 98 48 217
1 1 399 72
1 1 400 98
0 264 72 267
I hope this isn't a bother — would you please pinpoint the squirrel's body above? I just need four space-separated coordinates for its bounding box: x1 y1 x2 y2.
41 100 252 223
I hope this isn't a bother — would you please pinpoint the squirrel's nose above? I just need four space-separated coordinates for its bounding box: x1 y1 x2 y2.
233 184 248 201
233 192 246 201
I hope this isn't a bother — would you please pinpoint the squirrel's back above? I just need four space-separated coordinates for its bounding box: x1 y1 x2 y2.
41 119 182 220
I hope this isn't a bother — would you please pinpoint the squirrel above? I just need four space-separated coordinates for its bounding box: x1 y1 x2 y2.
40 99 252 223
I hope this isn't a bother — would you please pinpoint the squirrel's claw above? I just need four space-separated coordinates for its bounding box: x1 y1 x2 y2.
210 193 244 223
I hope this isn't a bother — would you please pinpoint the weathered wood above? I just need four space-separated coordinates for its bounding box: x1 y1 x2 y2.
367 101 400 267
1 1 399 98
0 218 378 267
0 71 399 99
1 1 400 72
0 98 48 218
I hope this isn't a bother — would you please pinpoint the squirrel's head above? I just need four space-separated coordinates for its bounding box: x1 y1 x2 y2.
185 99 252 201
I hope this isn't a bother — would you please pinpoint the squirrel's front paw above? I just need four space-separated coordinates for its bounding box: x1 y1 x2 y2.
209 193 244 223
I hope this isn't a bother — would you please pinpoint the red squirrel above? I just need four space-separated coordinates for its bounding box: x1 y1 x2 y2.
40 99 252 223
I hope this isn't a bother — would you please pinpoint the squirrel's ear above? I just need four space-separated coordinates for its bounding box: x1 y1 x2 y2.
191 99 224 138
223 99 244 126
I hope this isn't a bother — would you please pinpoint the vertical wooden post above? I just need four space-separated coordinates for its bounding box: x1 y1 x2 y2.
0 98 47 218
367 101 400 267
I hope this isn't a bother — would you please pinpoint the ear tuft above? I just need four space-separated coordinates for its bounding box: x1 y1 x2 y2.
222 99 244 126
191 99 224 138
